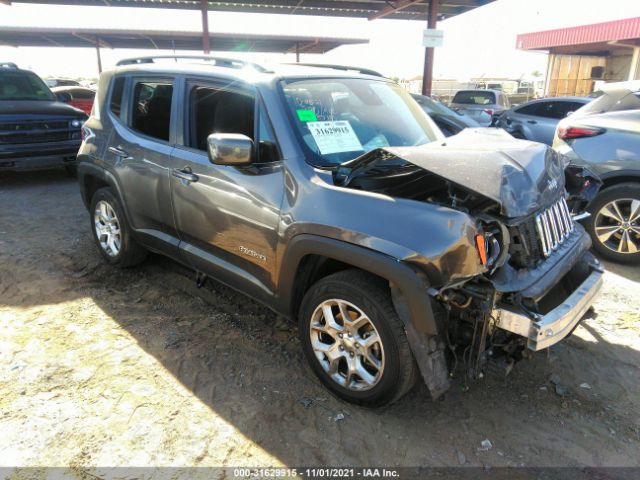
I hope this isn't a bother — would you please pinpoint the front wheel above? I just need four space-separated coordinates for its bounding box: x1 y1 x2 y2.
299 270 417 407
585 183 640 264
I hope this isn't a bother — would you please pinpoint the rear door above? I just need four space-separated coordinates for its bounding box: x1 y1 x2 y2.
169 77 285 302
509 101 548 142
104 75 179 255
528 100 581 145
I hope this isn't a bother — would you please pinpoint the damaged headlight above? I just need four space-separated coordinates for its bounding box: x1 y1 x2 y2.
475 221 509 270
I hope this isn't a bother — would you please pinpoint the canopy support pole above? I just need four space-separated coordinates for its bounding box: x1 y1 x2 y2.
95 37 102 74
629 46 640 81
200 0 210 54
295 42 300 62
421 0 438 96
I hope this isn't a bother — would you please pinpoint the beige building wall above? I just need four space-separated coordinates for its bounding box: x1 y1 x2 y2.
545 49 640 96
545 54 606 96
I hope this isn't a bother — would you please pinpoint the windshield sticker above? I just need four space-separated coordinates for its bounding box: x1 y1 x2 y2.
307 121 363 155
296 109 318 122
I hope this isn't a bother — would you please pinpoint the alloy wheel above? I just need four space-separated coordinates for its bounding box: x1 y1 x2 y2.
594 198 640 254
309 299 385 391
94 200 122 257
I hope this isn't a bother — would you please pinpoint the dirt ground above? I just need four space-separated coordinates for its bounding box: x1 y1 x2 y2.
1 171 639 471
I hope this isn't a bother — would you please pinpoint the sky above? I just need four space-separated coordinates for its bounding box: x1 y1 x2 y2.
0 0 638 81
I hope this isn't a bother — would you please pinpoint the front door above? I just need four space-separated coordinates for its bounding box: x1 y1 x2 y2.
169 79 284 301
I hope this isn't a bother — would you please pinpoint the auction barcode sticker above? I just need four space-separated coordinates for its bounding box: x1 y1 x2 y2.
307 120 363 155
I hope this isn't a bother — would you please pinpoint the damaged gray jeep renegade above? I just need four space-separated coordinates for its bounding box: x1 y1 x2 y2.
77 56 604 406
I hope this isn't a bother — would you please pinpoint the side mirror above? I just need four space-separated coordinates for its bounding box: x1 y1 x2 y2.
207 133 253 166
565 111 574 117
56 91 72 103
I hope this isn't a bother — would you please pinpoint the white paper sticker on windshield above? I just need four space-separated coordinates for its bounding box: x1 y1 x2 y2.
307 121 363 155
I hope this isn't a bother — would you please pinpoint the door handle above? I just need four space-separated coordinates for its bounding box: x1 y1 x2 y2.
108 146 129 157
172 167 199 183
527 120 537 124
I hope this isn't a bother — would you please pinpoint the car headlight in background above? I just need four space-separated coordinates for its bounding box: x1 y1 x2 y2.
71 119 83 128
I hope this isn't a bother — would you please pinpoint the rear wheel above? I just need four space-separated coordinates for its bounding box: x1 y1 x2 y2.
90 187 147 267
585 183 640 264
299 270 417 407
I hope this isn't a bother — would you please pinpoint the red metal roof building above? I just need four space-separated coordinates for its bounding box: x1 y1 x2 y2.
517 17 640 96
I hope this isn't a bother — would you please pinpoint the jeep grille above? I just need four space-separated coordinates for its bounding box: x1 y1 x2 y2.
535 197 574 257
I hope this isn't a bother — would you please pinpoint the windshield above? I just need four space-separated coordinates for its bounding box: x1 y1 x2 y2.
0 70 55 101
452 90 496 105
578 89 640 116
281 78 441 167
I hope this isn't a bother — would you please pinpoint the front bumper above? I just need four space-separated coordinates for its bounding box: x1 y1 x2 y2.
493 260 604 351
0 153 78 171
0 143 80 171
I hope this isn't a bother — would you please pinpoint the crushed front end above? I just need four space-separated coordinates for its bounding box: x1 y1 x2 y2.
432 209 603 381
336 129 604 390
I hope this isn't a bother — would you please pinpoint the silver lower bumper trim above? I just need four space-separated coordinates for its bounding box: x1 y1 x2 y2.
493 267 603 351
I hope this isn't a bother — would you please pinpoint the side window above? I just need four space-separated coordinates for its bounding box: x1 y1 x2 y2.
188 85 255 150
130 80 173 141
74 89 95 100
515 103 542 116
536 102 574 120
109 77 125 117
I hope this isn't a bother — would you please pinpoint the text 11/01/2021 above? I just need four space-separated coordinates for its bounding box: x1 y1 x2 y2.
232 468 400 478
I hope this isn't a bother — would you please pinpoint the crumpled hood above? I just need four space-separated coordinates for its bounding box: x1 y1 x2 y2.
337 128 565 218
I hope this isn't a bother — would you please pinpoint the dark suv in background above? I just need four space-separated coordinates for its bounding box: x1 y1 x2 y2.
0 62 87 174
77 56 603 406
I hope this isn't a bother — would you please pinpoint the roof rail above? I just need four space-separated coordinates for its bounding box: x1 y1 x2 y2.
116 55 271 73
286 63 384 77
0 62 18 69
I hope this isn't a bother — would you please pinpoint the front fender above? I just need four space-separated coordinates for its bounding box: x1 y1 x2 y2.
277 234 439 335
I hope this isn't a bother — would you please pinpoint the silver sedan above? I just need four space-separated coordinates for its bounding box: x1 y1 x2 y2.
497 97 591 145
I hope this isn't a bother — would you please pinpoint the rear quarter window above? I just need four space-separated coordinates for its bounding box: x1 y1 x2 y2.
452 91 496 105
71 89 95 100
109 77 125 117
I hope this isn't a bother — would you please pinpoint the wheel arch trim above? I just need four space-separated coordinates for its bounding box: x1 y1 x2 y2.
597 170 640 188
77 163 132 224
277 234 439 335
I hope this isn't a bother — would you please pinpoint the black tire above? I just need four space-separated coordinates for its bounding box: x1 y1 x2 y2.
64 165 78 177
299 270 417 407
584 182 640 264
89 187 147 268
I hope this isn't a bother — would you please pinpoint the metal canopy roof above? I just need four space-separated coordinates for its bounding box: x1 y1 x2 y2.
0 26 367 53
6 0 493 21
517 17 640 53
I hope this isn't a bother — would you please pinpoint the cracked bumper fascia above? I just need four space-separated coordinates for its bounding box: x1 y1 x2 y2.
492 261 604 351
